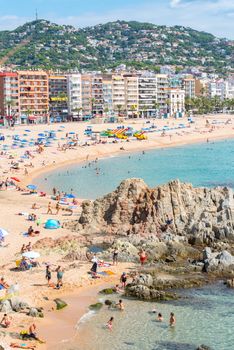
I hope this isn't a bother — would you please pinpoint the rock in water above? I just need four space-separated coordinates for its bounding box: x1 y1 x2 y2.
54 298 68 310
89 302 103 310
197 345 212 350
66 179 234 244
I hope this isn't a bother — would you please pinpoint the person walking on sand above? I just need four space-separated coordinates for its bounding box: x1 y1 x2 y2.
45 265 52 286
120 272 127 288
55 266 64 289
107 317 114 331
55 202 60 215
169 312 176 327
47 202 53 215
113 248 118 266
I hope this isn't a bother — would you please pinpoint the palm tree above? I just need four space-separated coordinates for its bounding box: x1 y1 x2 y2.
104 106 109 116
5 99 16 126
116 104 122 116
152 101 160 118
129 104 137 118
90 98 97 118
25 108 32 124
73 106 83 120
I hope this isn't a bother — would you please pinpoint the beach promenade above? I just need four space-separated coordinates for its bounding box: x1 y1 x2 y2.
0 114 233 349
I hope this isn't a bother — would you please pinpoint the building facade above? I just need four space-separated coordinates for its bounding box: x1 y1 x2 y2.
48 74 68 122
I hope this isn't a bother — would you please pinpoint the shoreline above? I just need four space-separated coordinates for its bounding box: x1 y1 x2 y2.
27 130 234 192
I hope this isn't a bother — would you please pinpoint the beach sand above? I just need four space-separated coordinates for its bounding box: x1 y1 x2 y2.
0 114 233 349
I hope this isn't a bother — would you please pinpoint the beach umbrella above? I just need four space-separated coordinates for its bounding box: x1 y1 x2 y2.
0 228 9 237
22 251 40 259
65 194 76 199
24 130 31 132
69 132 75 135
27 184 37 190
11 177 20 182
45 219 60 230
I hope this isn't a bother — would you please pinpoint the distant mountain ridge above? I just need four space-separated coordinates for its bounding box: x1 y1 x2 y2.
0 19 233 73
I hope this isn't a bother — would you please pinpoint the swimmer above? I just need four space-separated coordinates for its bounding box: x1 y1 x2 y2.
107 317 114 331
169 312 176 326
157 313 163 322
116 299 124 311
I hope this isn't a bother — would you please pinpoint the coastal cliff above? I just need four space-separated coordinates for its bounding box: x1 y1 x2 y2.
66 179 234 245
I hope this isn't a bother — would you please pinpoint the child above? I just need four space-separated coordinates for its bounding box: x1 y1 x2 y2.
157 313 163 322
107 317 114 331
169 312 176 326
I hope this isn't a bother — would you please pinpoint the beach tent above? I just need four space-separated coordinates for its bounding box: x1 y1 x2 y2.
45 219 60 230
27 184 37 191
65 194 76 199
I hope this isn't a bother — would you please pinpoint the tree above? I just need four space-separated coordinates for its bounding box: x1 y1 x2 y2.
129 104 137 118
25 108 32 124
152 101 160 117
116 104 122 116
73 106 83 119
90 98 97 118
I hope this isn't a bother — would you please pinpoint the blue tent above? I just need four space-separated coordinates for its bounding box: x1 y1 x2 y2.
45 219 60 229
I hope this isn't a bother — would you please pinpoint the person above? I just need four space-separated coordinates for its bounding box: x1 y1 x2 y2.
0 277 9 289
113 248 118 266
0 314 12 328
55 202 60 215
90 254 98 276
157 313 163 322
138 249 147 266
116 299 124 311
169 312 176 326
28 323 44 343
55 266 64 289
47 202 53 215
20 244 27 254
120 272 127 288
114 284 123 293
27 226 34 236
26 242 32 251
10 343 35 349
52 187 57 196
107 317 114 331
45 265 52 286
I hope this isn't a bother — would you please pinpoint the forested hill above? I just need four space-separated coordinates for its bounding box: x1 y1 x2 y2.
0 19 233 73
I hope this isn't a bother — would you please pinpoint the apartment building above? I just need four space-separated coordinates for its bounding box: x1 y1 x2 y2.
48 74 68 121
124 74 138 117
156 74 169 113
138 73 157 117
167 88 185 116
182 78 196 98
0 72 19 124
18 71 49 122
92 75 104 116
67 73 82 118
102 74 113 115
81 74 92 116
112 75 126 115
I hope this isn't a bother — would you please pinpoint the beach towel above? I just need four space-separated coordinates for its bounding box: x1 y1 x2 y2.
104 270 115 275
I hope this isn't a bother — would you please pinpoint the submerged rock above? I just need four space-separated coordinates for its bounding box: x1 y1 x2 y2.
197 345 212 350
66 179 234 245
89 302 103 310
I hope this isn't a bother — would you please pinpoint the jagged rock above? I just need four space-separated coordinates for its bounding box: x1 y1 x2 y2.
11 298 29 312
203 248 234 270
0 300 12 313
226 278 234 288
197 346 212 350
62 247 88 262
125 283 177 301
33 235 87 251
27 308 39 317
99 288 115 295
54 298 68 310
66 179 234 244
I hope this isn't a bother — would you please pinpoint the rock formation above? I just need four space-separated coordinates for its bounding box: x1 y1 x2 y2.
66 179 234 245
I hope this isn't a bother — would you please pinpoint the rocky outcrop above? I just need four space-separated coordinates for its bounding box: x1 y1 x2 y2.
54 298 68 310
202 247 234 271
67 179 234 245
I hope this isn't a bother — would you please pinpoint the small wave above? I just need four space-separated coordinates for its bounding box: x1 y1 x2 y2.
75 310 96 330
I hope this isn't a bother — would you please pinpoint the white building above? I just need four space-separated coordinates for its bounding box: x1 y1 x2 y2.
167 88 185 117
67 73 82 118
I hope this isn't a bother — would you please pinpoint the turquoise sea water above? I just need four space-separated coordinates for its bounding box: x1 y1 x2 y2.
66 283 234 350
35 139 234 199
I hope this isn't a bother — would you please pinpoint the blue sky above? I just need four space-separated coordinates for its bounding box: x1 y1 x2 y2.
0 0 233 38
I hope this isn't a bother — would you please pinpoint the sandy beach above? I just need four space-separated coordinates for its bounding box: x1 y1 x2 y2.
0 114 234 349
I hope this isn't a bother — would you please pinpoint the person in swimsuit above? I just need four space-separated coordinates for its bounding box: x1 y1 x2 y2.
120 272 127 288
107 317 114 331
113 249 118 266
169 312 176 326
45 265 52 286
0 314 12 328
28 323 44 343
157 313 163 322
138 250 147 266
47 202 53 215
116 299 124 311
55 266 64 289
